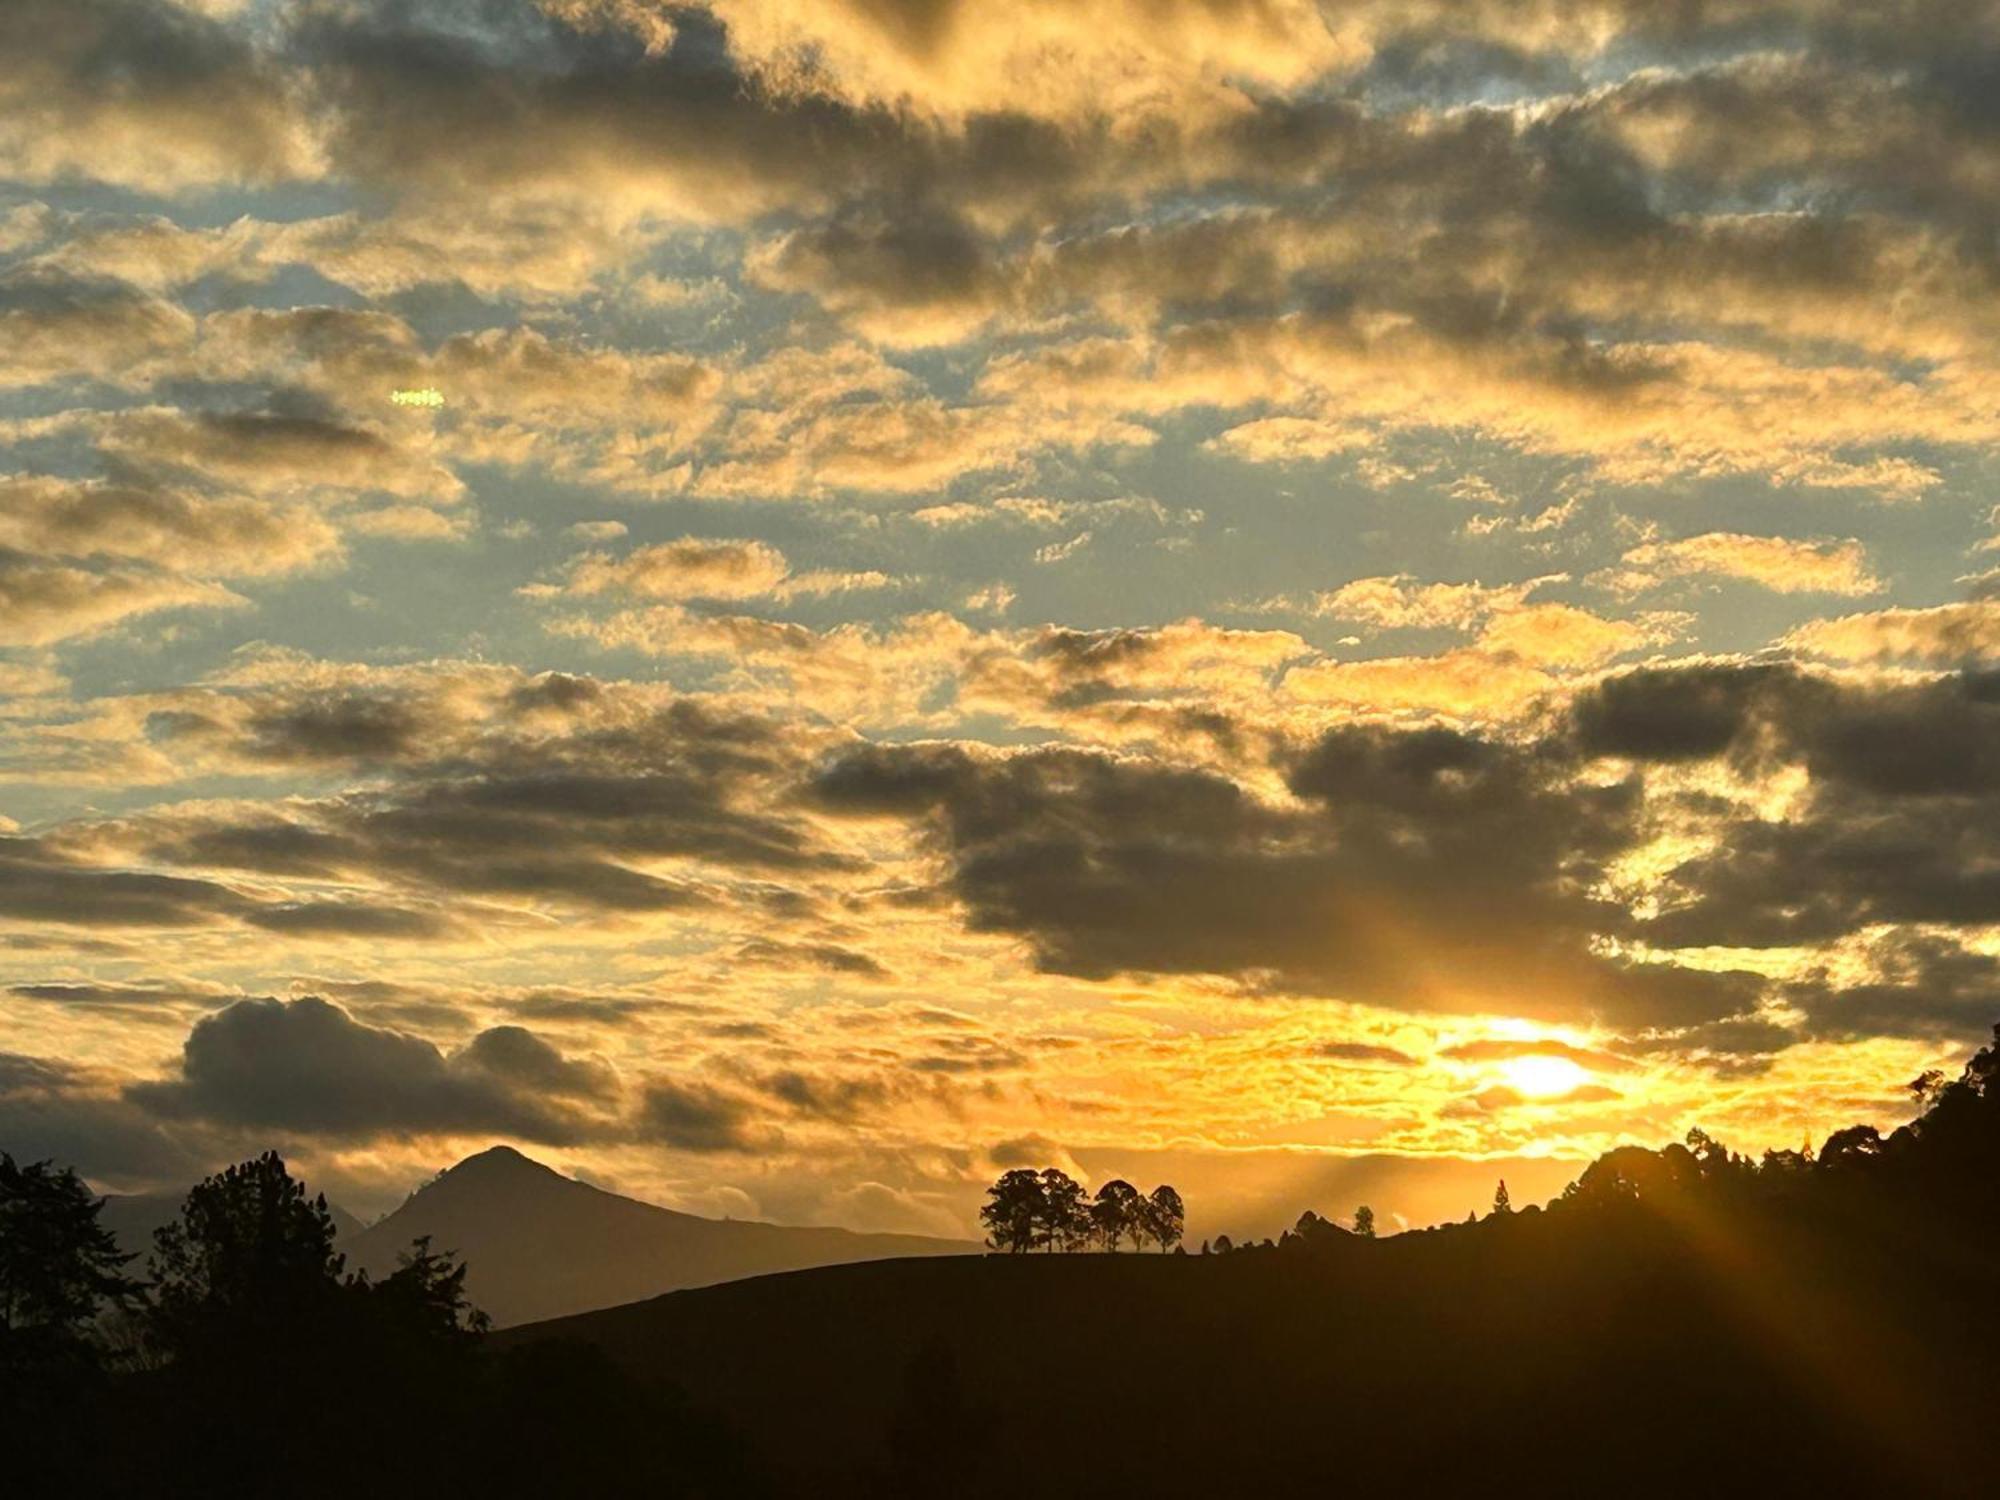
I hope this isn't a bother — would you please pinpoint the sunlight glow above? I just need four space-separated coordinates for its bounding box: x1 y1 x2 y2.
1500 1055 1592 1099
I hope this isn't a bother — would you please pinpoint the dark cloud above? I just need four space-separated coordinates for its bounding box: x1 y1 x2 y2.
240 695 431 765
762 1068 900 1122
504 991 679 1028
1568 662 1805 764
76 688 852 924
811 729 1742 1030
0 1051 215 1186
286 0 1106 233
1571 665 2000 961
0 836 245 928
1788 933 2000 1043
244 901 464 941
0 0 309 191
638 1077 769 1153
0 267 194 388
732 937 891 979
7 982 224 1016
129 996 619 1143
809 667 2000 1051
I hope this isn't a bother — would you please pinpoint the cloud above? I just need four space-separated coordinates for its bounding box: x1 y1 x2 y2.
561 537 794 600
709 0 1354 120
23 668 853 936
1206 417 1375 464
1787 932 2000 1043
0 553 244 647
1784 603 2000 666
0 1051 216 1187
0 475 342 578
10 0 2000 1207
550 537 894 605
1313 1041 1419 1066
0 834 246 928
808 728 1753 1030
1566 663 2000 958
129 996 620 1142
100 408 464 503
1461 1081 1621 1113
1312 575 1542 632
0 0 316 192
0 269 195 390
1611 533 1882 597
638 1077 770 1153
1439 1038 1632 1072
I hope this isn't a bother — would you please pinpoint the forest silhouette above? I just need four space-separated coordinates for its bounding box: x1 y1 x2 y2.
10 1029 2000 1496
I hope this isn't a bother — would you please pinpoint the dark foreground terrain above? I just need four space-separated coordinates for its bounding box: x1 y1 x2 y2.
13 1029 2000 1498
503 1190 1999 1497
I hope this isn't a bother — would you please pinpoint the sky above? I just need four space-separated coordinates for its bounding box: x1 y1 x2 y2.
3 0 1999 1241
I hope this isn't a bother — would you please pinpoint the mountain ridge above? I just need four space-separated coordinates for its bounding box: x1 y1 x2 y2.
347 1144 977 1326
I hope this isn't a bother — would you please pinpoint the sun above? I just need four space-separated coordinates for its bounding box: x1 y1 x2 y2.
1500 1055 1592 1099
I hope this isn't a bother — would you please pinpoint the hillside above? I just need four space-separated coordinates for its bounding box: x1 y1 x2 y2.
500 1194 2000 1497
345 1145 976 1326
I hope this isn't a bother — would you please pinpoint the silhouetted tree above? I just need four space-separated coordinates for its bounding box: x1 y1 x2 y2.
1352 1205 1376 1238
1212 1233 1234 1254
980 1169 1188 1254
1909 1068 1949 1110
148 1150 345 1358
357 1234 490 1341
1491 1180 1512 1216
1091 1179 1142 1251
1040 1168 1091 1252
1289 1210 1346 1249
980 1169 1046 1254
1144 1185 1185 1252
1819 1123 1883 1169
0 1154 137 1342
0 1157 139 1499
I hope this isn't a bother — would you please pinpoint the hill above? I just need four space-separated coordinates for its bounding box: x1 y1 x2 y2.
500 1190 2000 1497
499 1025 2000 1498
345 1145 976 1326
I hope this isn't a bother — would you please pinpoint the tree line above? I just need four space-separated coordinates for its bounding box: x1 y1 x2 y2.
0 1150 748 1497
979 1168 1184 1253
0 1149 484 1364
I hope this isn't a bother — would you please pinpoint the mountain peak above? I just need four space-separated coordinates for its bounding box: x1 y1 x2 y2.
441 1144 564 1184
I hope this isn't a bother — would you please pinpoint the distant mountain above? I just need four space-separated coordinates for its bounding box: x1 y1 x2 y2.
100 1188 363 1264
345 1145 976 1327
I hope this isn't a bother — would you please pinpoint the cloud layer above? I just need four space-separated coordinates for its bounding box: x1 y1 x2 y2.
3 0 1997 1235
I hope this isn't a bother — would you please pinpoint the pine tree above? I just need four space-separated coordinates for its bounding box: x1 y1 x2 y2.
1492 1179 1513 1216
0 1154 138 1340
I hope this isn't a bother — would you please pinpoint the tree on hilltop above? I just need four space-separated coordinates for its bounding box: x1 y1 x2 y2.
1144 1185 1185 1253
980 1168 1047 1254
1041 1169 1091 1252
1091 1179 1142 1251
